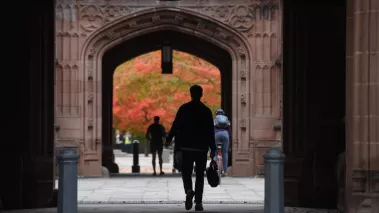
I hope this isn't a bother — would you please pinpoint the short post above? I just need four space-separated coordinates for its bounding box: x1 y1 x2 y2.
57 149 79 213
264 148 285 213
132 140 140 173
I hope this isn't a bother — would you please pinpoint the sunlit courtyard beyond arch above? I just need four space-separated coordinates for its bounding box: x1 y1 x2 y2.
112 50 222 174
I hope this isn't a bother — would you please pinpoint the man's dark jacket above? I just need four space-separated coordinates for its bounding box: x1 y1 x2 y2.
146 123 166 145
167 100 216 153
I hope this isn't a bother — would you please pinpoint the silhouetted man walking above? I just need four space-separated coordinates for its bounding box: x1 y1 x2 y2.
167 85 216 211
146 116 166 176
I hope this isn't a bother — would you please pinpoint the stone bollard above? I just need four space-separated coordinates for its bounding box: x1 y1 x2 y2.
132 140 140 173
264 148 285 213
57 149 79 213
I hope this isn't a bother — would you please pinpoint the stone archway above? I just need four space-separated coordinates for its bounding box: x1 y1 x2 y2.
55 1 281 177
100 30 233 174
82 7 254 176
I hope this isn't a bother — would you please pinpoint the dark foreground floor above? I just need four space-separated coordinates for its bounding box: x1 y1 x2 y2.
3 204 263 213
2 205 342 213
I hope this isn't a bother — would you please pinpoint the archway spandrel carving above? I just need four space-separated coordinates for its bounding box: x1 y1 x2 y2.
80 5 105 32
229 5 255 32
104 5 123 21
75 0 278 36
81 8 253 62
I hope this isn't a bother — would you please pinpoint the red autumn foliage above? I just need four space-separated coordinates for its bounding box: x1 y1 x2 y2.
113 50 221 133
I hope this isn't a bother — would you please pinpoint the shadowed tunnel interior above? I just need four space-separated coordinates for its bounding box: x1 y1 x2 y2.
282 0 346 209
101 30 233 173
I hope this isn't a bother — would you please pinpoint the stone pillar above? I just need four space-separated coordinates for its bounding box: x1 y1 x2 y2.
345 0 379 212
55 0 103 177
246 0 282 177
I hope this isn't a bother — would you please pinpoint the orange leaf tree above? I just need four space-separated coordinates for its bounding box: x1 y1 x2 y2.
113 50 221 134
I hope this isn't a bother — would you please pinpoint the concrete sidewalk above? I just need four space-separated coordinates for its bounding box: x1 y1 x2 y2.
3 204 264 213
2 205 341 213
114 151 213 174
75 177 264 203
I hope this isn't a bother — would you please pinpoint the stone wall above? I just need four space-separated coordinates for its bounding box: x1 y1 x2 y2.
55 0 282 176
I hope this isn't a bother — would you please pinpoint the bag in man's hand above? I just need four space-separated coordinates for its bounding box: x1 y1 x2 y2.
206 160 220 187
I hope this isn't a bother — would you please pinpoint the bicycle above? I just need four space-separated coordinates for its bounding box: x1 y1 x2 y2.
216 142 224 184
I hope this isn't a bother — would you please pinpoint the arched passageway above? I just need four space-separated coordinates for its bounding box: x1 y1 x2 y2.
78 7 259 177
102 30 232 172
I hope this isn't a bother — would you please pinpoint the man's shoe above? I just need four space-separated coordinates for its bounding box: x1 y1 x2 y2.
185 190 195 210
195 203 204 211
160 171 165 176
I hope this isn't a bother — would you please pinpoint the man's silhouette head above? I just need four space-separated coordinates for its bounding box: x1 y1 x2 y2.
154 116 160 123
190 84 203 101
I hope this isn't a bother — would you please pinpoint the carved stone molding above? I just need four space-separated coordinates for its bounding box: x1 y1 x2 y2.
241 94 247 104
56 60 78 67
239 119 246 129
240 70 246 79
88 119 94 128
106 31 116 39
152 15 160 22
75 0 278 35
55 139 80 149
104 5 121 21
83 7 251 64
88 48 97 56
56 0 76 4
88 69 94 79
56 32 80 37
237 46 246 57
80 5 105 32
87 93 94 103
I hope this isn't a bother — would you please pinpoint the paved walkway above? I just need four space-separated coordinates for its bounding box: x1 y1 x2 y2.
76 177 264 203
3 204 264 213
3 205 341 213
114 151 212 174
